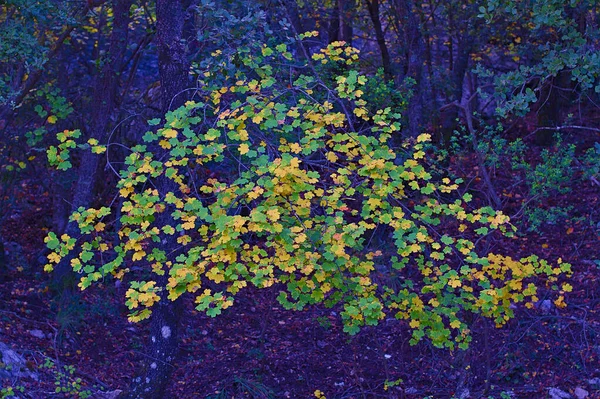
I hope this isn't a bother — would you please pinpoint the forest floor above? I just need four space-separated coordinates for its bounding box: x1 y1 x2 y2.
0 130 599 399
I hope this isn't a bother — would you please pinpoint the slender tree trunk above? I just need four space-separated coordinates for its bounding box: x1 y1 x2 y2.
395 0 424 137
121 1 191 398
365 0 392 80
53 0 131 292
439 27 472 142
328 0 353 44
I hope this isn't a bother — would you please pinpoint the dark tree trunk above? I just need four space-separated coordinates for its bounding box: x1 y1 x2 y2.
535 71 571 146
52 0 131 292
395 0 424 137
328 0 353 44
157 0 190 112
120 1 191 398
439 14 473 143
366 0 393 81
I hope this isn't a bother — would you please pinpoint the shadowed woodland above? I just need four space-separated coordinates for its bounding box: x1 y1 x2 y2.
0 1 599 398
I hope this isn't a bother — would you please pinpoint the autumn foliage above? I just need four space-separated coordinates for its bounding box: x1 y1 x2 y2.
44 37 571 351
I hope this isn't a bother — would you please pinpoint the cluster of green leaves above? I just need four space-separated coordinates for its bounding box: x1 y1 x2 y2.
448 122 580 231
36 358 94 398
45 37 570 349
477 0 600 117
512 136 577 230
46 130 106 171
0 0 75 104
53 364 92 398
27 86 74 146
0 385 24 399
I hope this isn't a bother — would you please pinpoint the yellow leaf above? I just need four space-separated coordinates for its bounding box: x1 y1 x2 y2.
247 186 264 200
47 115 57 124
554 295 566 308
326 152 338 163
459 246 471 255
448 279 461 288
239 143 250 155
450 320 461 329
353 107 368 118
266 208 280 221
294 233 307 244
177 235 192 245
163 128 178 138
289 143 302 154
48 252 61 264
120 186 134 198
417 133 431 143
91 145 106 154
132 251 146 261
367 197 381 208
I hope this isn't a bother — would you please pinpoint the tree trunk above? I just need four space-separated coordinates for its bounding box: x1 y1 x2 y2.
395 0 424 137
365 0 393 81
53 0 131 292
120 1 191 397
157 0 190 112
439 32 472 142
328 0 353 44
535 71 571 146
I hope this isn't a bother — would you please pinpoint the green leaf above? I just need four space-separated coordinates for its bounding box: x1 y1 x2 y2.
142 131 158 142
45 232 59 250
475 227 489 235
440 235 453 245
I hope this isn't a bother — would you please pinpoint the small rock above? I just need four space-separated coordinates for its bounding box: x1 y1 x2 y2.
574 387 589 399
456 388 470 399
92 390 122 399
29 329 45 339
537 299 554 313
548 387 571 399
0 341 38 381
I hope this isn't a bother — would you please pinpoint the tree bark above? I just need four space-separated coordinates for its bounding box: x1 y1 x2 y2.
120 1 191 398
156 0 190 112
394 0 424 137
439 9 473 143
53 0 131 292
365 0 393 81
328 0 353 44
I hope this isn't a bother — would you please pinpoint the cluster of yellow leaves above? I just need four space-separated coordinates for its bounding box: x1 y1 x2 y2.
311 41 360 65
